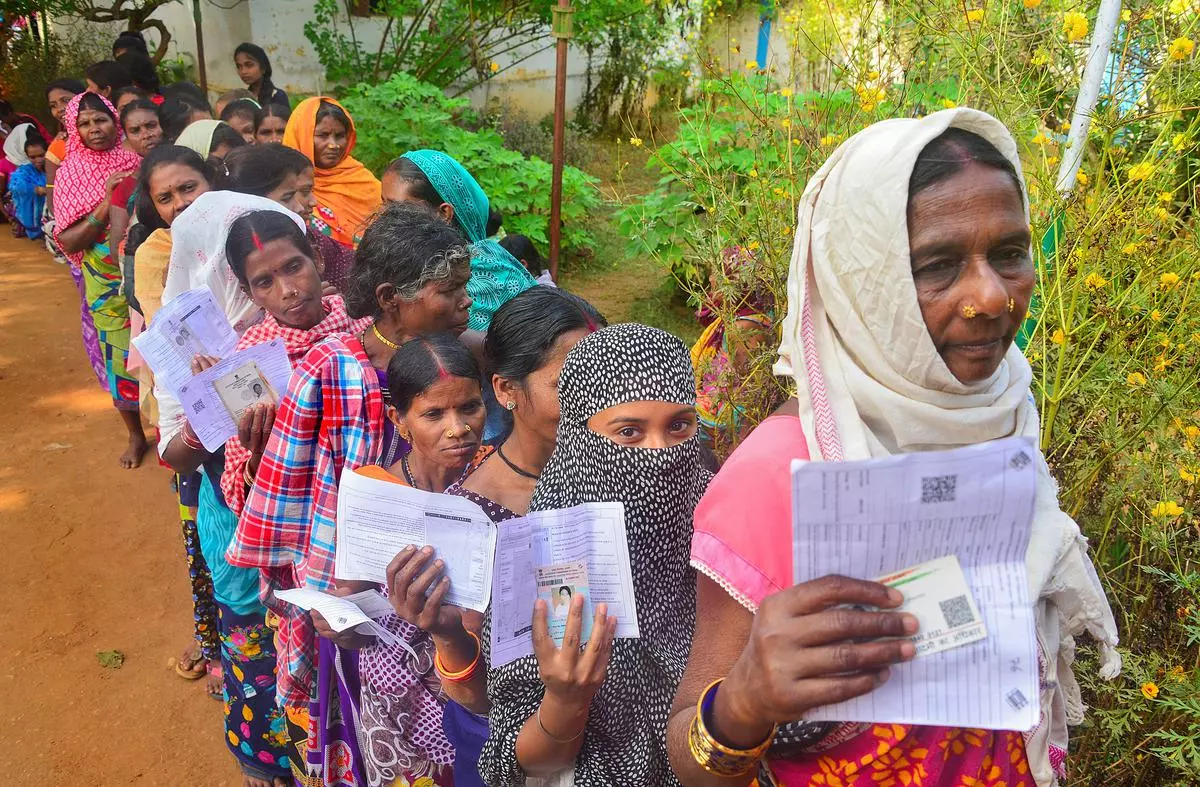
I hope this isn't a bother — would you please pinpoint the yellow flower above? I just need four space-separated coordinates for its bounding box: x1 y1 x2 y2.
1170 37 1196 60
1127 371 1147 386
1157 207 1173 222
1185 426 1200 439
1151 501 1184 517
488 61 500 73
942 99 958 109
1128 162 1155 181
1155 354 1173 372
1151 309 1163 322
1161 272 1181 289
1121 9 1131 21
1047 155 1059 165
1174 133 1190 151
1031 49 1050 66
1059 121 1071 132
1084 273 1108 290
747 240 761 250
1170 0 1191 14
746 59 760 70
819 134 839 147
1169 665 1186 680
1063 11 1088 42
966 8 985 23
1122 242 1140 255
1032 133 1049 145
1024 0 1042 8
1050 329 1066 345
1180 467 1196 483
1141 681 1160 700
781 118 791 129
748 168 758 178
780 87 793 98
1076 171 1088 186
628 137 643 147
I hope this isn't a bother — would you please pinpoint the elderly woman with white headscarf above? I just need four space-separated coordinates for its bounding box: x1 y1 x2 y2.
665 108 1120 787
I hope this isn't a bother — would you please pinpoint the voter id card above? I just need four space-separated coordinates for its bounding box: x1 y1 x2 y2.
877 555 987 658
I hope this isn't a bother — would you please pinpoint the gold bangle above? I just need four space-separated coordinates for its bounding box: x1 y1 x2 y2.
243 462 256 487
536 704 585 744
687 678 776 777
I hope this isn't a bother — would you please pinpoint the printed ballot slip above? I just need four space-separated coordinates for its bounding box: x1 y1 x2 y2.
878 555 986 658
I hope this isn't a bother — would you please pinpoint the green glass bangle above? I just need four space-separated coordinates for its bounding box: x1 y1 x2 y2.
85 213 104 228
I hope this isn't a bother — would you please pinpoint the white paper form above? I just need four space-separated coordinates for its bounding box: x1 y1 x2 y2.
175 339 293 452
274 587 403 647
334 469 497 613
790 436 1039 731
131 287 239 393
490 503 639 668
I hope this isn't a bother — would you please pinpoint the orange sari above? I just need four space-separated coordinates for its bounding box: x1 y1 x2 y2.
283 96 381 247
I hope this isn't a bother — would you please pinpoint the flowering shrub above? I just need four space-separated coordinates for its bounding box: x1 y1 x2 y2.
618 0 1200 780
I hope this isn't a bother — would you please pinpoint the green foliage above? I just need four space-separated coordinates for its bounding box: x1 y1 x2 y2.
341 73 601 253
616 0 1200 781
0 21 108 130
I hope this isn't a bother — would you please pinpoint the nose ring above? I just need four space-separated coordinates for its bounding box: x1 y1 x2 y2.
961 304 977 319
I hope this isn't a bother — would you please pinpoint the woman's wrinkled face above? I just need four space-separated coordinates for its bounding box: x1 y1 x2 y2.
312 114 348 169
48 88 76 125
241 237 325 329
265 168 317 216
235 52 264 87
907 163 1034 384
587 401 698 448
255 115 286 144
401 263 472 336
391 376 485 471
500 328 589 445
123 107 163 156
149 162 210 226
77 108 119 151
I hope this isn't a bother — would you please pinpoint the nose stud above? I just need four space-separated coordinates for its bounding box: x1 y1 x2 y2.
961 304 977 319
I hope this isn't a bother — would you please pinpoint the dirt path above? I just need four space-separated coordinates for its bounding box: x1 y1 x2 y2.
0 234 233 784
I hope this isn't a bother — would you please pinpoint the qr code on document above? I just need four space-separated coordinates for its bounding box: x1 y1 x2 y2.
939 594 976 627
191 399 206 413
921 474 957 504
1006 688 1028 711
1010 450 1031 470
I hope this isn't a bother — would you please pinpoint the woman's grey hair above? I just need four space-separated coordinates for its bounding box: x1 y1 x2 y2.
344 202 473 318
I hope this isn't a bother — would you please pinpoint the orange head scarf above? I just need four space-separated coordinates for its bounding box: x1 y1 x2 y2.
283 96 381 247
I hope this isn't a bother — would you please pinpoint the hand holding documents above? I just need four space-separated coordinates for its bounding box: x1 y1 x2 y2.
275 587 404 647
176 339 292 452
790 437 1039 730
333 468 639 669
131 287 239 394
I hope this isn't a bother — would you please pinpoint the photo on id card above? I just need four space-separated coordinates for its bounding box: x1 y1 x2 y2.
214 361 278 421
536 560 592 646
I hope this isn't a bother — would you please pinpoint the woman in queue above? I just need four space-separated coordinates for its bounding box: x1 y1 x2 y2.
227 203 473 786
666 110 1120 787
283 97 380 248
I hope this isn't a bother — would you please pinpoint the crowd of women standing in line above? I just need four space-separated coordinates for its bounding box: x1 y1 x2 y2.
8 30 1123 787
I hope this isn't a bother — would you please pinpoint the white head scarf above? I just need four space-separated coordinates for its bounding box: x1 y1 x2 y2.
4 123 34 167
776 108 1119 786
164 189 305 333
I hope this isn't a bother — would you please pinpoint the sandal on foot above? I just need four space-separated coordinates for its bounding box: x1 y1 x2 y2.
174 647 208 680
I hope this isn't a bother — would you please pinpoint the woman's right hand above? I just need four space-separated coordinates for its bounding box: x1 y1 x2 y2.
718 575 918 732
385 545 465 639
533 594 617 711
104 170 133 199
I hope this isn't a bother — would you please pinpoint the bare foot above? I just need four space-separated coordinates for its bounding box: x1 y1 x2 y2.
120 432 149 469
242 775 272 787
205 664 224 701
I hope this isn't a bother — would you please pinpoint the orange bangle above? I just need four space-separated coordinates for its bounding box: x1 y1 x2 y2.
435 630 481 682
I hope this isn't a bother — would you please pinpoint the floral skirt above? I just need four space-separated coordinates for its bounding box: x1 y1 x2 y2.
218 603 291 781
177 472 220 661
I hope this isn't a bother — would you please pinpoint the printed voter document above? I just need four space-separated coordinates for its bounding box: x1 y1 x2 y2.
334 468 497 613
131 287 239 394
274 587 402 647
790 436 1039 731
490 503 639 668
176 339 292 452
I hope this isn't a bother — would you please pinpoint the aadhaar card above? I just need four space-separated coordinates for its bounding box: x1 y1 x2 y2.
877 555 987 658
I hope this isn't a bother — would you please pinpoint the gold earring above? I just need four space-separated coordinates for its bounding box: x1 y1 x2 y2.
464 424 473 433
1007 298 1015 313
961 304 978 319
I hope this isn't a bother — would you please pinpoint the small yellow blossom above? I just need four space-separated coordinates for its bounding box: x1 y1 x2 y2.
780 87 793 98
1169 665 1186 680
1051 329 1066 345
747 240 761 251
1180 467 1196 483
1032 133 1049 145
1076 171 1088 186
1151 309 1163 322
966 8 984 23
1122 242 1140 255
1161 272 1181 289
748 168 758 178
1157 207 1173 222
628 137 643 147
1121 9 1131 21
1031 49 1050 66
1170 0 1191 14
1141 682 1160 700
1151 501 1184 518
1128 162 1155 181
1024 0 1042 8
1185 426 1200 439
1127 371 1147 387
489 61 500 73
819 134 839 147
1063 12 1088 42
1174 133 1189 152
867 70 880 80
1047 156 1059 165
941 99 957 109
781 118 791 129
1059 121 1071 132
1155 355 1173 372
1170 37 1196 61
1084 273 1107 290
746 59 760 70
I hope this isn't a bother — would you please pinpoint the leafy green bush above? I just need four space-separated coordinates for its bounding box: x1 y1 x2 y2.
618 0 1200 782
341 73 601 253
